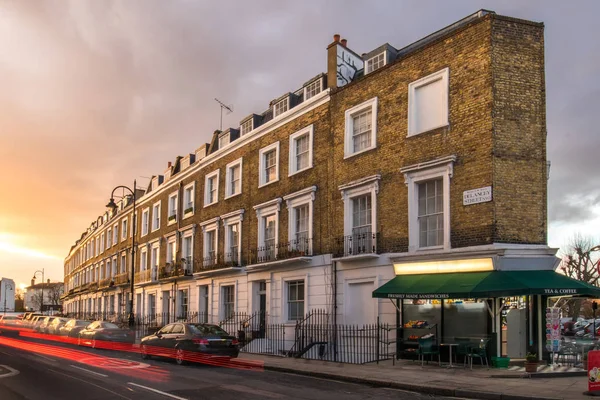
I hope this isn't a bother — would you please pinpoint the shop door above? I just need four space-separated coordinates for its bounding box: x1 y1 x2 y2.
506 308 527 358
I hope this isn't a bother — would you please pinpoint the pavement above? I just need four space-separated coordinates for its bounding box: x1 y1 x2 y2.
237 353 593 400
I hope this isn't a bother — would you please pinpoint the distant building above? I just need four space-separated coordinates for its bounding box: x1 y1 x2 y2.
0 278 16 312
24 279 64 313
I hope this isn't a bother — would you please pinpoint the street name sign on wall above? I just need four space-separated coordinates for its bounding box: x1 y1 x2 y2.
463 186 492 206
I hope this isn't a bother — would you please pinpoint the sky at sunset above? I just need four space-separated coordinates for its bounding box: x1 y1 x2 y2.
1 0 599 290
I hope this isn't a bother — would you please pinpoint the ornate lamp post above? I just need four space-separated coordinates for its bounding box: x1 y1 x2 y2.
3 283 13 315
106 180 137 328
32 269 44 314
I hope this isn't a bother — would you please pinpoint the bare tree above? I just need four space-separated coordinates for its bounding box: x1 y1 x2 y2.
559 234 600 318
560 234 600 285
47 285 64 306
31 292 44 311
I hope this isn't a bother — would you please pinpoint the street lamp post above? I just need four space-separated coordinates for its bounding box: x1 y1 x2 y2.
106 180 137 328
33 269 44 314
3 283 13 315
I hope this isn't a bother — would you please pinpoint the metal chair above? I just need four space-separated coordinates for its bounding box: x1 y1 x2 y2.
454 337 472 367
417 337 440 366
467 339 489 369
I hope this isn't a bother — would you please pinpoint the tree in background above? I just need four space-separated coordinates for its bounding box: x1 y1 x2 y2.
559 234 600 319
47 284 64 307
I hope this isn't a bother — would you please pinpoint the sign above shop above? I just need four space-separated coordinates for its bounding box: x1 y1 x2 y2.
394 257 494 275
388 293 450 299
463 186 492 206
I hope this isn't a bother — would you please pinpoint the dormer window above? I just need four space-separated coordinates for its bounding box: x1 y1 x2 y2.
218 132 230 149
366 52 385 74
273 98 289 117
304 79 322 100
240 119 253 135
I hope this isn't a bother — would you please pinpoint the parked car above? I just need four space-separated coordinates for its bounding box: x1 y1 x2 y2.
36 316 53 333
77 321 135 348
21 313 43 327
140 323 239 365
0 315 20 326
46 317 70 335
58 319 89 338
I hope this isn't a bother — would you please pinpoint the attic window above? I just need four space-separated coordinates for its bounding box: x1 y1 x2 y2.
273 98 289 117
304 79 322 100
366 52 385 74
218 132 230 149
240 119 253 135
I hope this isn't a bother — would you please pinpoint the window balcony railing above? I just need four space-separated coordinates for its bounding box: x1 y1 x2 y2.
249 238 313 265
114 272 129 286
193 253 242 273
99 277 113 289
333 232 379 258
135 269 156 284
158 262 193 279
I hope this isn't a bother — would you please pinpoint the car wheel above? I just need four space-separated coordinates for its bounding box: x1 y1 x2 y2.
175 347 186 365
141 344 149 360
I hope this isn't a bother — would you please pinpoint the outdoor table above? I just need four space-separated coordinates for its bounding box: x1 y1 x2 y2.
440 343 458 368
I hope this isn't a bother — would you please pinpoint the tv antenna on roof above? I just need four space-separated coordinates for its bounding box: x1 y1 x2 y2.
214 98 233 131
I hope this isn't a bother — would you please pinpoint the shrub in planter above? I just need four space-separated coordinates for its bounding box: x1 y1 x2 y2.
525 352 539 373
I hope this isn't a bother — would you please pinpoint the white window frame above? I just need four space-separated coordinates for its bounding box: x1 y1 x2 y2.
218 132 230 149
168 192 178 225
258 142 280 188
107 228 112 248
140 248 147 271
120 253 127 274
181 230 194 272
240 119 253 136
201 217 220 267
408 67 450 137
151 201 161 232
100 233 105 253
339 175 380 237
166 236 177 265
121 219 127 240
225 158 243 199
220 283 236 320
113 223 118 244
253 198 282 262
183 182 195 218
282 275 308 323
150 242 160 270
221 209 244 266
284 186 316 255
365 52 386 74
141 208 150 236
273 98 289 118
401 155 455 252
288 125 314 176
304 78 322 100
344 97 378 159
204 170 220 207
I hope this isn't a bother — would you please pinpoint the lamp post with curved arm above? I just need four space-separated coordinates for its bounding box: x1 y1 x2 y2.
106 180 137 328
3 283 13 315
32 269 44 313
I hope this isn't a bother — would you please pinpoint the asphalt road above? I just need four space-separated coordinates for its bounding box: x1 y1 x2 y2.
0 330 462 400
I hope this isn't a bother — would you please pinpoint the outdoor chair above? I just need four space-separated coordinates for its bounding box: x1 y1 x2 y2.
454 337 472 367
417 337 440 366
467 339 489 369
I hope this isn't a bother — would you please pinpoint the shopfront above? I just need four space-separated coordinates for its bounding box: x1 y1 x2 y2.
373 258 600 361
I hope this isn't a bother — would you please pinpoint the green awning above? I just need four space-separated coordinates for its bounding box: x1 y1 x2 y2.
372 270 600 299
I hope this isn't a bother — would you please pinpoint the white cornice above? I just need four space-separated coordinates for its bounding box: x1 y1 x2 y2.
399 155 457 175
253 197 282 212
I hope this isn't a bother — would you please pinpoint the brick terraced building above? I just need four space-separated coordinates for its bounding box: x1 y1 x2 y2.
63 10 559 360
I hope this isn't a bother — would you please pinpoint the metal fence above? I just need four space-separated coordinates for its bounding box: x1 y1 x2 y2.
63 309 395 365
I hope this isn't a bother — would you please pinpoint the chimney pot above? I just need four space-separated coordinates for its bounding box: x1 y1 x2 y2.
47 279 50 284
341 39 347 47
31 279 34 287
333 34 340 42
168 161 172 168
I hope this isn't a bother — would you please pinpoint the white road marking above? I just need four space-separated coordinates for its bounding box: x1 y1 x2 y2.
128 382 188 400
0 365 19 378
35 354 57 363
70 364 109 377
49 368 132 400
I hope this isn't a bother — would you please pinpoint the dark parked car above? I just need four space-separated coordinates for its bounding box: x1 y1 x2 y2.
140 323 239 365
78 321 135 348
59 319 89 337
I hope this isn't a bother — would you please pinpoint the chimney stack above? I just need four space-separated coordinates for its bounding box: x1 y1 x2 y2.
327 33 363 90
47 279 50 284
31 279 34 287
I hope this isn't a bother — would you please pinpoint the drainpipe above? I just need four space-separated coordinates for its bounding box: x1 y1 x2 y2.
333 259 338 362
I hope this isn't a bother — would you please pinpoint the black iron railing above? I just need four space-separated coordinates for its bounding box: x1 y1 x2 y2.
249 238 313 265
333 232 379 258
